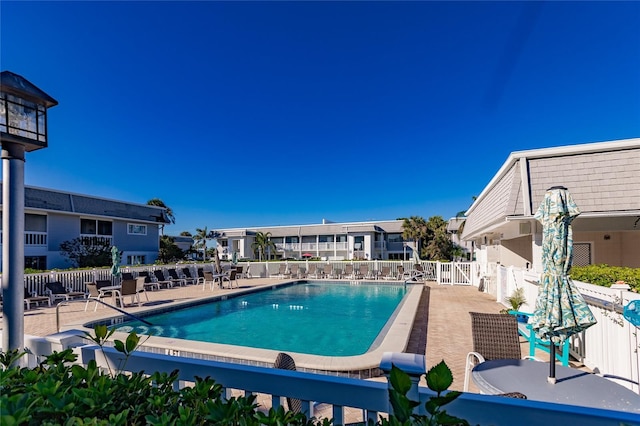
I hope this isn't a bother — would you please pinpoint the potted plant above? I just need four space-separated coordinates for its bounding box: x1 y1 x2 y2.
505 287 529 322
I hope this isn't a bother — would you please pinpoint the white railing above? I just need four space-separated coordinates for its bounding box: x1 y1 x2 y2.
13 333 638 426
491 264 640 393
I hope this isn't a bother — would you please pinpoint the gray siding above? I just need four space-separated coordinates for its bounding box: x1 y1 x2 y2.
463 163 518 237
528 148 640 213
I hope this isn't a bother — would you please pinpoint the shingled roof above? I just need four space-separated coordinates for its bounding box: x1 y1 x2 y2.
462 138 640 241
0 184 170 224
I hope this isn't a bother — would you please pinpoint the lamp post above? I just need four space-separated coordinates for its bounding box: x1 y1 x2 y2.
1 71 58 353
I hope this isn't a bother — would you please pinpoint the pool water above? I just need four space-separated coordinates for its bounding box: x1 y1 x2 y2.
116 282 408 356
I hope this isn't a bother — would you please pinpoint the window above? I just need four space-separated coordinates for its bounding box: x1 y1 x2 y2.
25 256 46 270
126 255 146 265
388 233 404 243
128 224 147 235
25 214 47 232
319 235 334 243
81 219 112 236
285 236 299 243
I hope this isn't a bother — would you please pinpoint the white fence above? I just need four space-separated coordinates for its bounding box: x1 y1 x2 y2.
489 264 640 393
11 333 637 426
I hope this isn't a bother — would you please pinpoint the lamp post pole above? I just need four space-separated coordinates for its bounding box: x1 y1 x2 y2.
1 71 57 354
2 142 26 351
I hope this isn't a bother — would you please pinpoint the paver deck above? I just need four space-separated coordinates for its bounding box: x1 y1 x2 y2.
2 277 569 421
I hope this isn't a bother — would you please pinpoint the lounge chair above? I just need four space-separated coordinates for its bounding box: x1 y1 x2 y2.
288 264 300 278
270 264 290 279
24 287 51 310
45 281 86 304
167 268 188 286
380 266 394 280
463 312 538 392
138 271 160 291
306 264 320 279
152 270 173 289
357 264 369 279
273 353 302 413
318 263 333 279
396 265 405 280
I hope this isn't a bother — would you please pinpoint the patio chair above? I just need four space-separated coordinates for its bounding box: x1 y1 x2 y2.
234 265 246 279
117 279 141 307
45 281 86 304
509 310 571 367
463 312 537 392
203 270 220 290
273 353 302 413
396 265 405 280
135 276 150 301
121 272 135 280
320 264 332 279
221 269 238 289
152 270 173 289
24 287 51 310
84 282 113 312
357 264 369 279
306 264 320 279
343 264 356 280
288 264 300 279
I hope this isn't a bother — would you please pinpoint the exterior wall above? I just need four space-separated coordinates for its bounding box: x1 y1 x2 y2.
575 231 640 268
499 236 533 269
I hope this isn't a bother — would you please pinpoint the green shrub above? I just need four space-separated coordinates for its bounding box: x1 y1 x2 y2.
1 328 467 425
571 264 640 292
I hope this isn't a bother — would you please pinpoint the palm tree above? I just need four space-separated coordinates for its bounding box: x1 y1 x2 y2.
423 215 457 260
147 198 175 236
194 227 209 261
251 232 277 261
402 216 427 260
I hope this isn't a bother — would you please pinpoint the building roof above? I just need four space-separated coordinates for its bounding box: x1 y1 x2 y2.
218 220 405 238
462 138 640 241
0 184 171 224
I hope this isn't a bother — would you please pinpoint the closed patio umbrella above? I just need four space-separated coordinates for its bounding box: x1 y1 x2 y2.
110 246 121 278
530 186 596 384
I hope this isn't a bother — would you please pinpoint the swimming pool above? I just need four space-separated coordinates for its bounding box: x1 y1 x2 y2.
81 280 424 376
115 282 407 356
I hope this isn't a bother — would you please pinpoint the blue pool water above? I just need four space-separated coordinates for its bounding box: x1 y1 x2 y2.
116 282 408 356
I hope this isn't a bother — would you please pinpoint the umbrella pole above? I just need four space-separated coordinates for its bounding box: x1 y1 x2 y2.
548 343 557 384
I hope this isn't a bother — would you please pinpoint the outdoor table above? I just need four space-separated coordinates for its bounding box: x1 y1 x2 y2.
472 359 640 413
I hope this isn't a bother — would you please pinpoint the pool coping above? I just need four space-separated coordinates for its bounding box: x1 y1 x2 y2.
64 280 424 378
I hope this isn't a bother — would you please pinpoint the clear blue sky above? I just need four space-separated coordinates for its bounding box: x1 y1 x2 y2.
2 1 639 235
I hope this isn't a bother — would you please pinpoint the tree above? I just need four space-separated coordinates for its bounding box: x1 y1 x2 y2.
147 198 175 235
251 232 277 261
402 216 427 260
59 237 112 268
193 227 209 261
157 235 185 264
423 215 458 260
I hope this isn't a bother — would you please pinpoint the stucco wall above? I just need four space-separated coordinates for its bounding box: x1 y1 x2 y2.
499 236 533 269
575 231 640 267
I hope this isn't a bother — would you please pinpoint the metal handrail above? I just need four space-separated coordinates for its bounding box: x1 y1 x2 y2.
56 299 153 333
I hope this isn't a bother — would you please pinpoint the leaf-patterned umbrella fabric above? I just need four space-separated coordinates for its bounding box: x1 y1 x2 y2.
531 187 596 344
110 246 121 277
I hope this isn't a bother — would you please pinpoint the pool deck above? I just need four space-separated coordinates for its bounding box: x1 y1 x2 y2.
6 277 564 393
